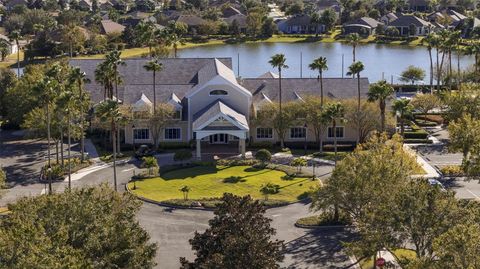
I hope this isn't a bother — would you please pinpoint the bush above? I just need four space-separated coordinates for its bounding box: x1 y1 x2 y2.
415 114 444 124
260 182 280 200
403 139 432 144
440 165 464 177
255 149 272 164
142 156 159 176
216 159 259 166
0 167 6 189
157 142 190 150
174 150 193 162
42 164 63 180
249 141 274 149
290 158 307 173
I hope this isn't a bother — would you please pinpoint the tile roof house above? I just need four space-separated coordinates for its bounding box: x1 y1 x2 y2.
70 57 369 158
389 15 432 36
343 17 382 35
100 19 126 35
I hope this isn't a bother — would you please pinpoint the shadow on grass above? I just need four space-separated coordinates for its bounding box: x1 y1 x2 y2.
279 178 313 190
161 165 219 180
223 176 247 183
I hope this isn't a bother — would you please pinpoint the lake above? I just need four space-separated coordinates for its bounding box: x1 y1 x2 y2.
178 42 475 84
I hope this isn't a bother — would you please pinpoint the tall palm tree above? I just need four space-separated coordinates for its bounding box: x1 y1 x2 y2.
69 67 90 162
136 21 157 57
269 54 289 149
346 33 360 63
95 61 114 99
346 61 365 143
165 21 187 58
465 43 480 74
35 78 58 194
423 33 437 93
322 102 345 166
95 99 123 191
8 30 21 77
309 57 328 106
367 80 395 133
57 87 77 190
309 56 328 152
392 98 413 136
105 50 125 154
143 58 163 112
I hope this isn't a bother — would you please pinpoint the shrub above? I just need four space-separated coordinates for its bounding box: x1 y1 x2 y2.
216 159 258 167
255 149 272 164
403 139 432 144
260 182 280 200
296 211 352 227
157 142 190 150
440 165 464 177
290 158 307 173
249 141 274 149
174 150 193 163
43 164 63 180
0 167 6 189
142 156 159 176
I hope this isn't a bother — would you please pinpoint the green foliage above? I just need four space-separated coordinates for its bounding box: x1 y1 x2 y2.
400 65 426 84
174 150 193 162
180 194 285 268
180 185 191 200
0 184 157 268
260 182 280 200
290 157 307 173
255 149 272 164
296 211 352 227
0 167 6 189
142 156 159 176
439 165 464 177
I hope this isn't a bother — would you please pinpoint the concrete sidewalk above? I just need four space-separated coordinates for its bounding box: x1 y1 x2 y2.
404 144 440 179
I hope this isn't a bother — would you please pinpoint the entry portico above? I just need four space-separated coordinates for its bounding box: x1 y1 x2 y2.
193 100 249 159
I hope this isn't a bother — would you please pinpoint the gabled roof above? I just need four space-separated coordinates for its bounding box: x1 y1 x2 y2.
100 20 126 34
224 14 247 27
176 15 206 26
282 14 316 27
132 93 152 111
389 15 430 27
193 100 248 131
257 71 279 79
345 17 381 28
381 12 398 22
316 0 341 9
222 6 242 18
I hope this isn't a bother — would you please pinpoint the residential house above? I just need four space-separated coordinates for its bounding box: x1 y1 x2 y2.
277 14 324 34
315 0 341 15
122 11 157 27
388 15 432 36
175 15 207 32
70 57 369 158
78 0 93 10
100 19 126 35
0 34 18 55
222 6 242 18
267 3 287 21
224 14 247 33
380 12 398 25
343 17 382 35
408 0 429 12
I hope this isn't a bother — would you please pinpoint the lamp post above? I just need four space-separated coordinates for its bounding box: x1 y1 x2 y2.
132 124 136 153
303 123 308 156
47 166 52 194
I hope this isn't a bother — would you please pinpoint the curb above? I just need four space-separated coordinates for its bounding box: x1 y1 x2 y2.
294 223 352 229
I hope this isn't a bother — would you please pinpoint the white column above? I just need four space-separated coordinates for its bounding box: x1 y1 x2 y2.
239 138 246 159
196 139 201 160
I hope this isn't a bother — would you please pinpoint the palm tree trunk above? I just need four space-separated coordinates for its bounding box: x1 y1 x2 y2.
436 47 440 90
320 72 324 153
357 74 361 144
55 140 59 164
67 112 72 190
46 104 52 194
114 71 121 155
400 118 405 136
279 68 284 149
79 81 85 162
352 46 356 63
174 44 178 58
380 102 386 133
60 128 64 167
153 71 157 112
428 48 433 93
333 119 338 166
16 40 20 77
112 120 117 191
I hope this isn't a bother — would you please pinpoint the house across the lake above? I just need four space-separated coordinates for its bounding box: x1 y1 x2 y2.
70 58 369 158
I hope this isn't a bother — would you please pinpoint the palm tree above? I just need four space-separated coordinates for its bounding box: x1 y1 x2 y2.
34 78 58 194
95 99 123 191
367 80 395 133
423 33 437 93
465 43 480 74
136 21 157 57
95 61 114 100
69 67 90 162
309 57 328 106
309 56 328 152
392 98 413 136
346 33 360 63
105 50 125 154
8 30 21 77
346 61 365 143
269 54 289 149
322 102 345 166
143 58 163 112
165 21 187 58
57 87 77 190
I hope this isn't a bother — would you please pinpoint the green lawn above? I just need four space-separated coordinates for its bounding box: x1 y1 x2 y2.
360 249 417 269
129 165 319 202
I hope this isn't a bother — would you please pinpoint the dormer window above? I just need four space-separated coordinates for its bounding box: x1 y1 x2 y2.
209 90 228 96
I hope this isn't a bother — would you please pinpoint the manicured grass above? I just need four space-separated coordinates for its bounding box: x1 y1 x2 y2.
360 249 417 269
129 165 319 202
0 51 24 68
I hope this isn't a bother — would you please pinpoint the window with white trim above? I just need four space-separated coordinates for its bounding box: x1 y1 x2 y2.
164 128 181 140
290 127 306 139
327 126 344 138
133 129 149 140
256 128 273 139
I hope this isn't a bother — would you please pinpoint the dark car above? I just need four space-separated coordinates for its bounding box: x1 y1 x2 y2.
135 145 154 159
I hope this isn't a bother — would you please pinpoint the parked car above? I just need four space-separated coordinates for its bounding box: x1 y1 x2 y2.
135 145 154 159
428 178 446 191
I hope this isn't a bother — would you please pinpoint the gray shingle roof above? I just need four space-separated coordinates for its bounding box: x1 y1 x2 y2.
345 17 382 28
100 20 126 34
240 77 370 104
69 57 232 103
193 100 248 130
389 15 430 27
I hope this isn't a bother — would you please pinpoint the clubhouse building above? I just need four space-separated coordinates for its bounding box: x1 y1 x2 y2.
70 58 369 158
